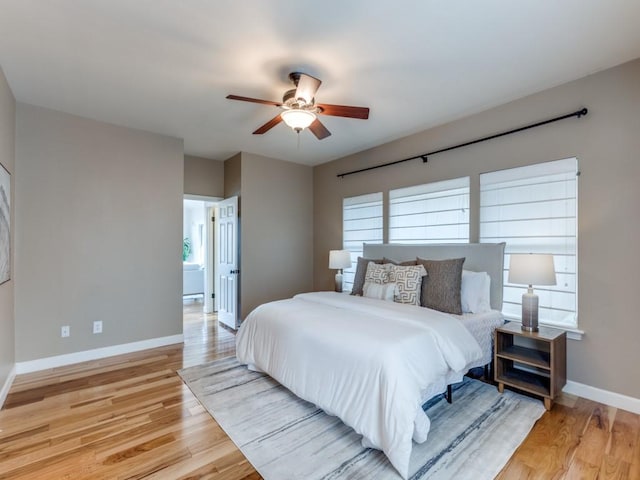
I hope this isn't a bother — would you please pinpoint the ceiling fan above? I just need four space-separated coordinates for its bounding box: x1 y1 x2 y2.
226 72 369 140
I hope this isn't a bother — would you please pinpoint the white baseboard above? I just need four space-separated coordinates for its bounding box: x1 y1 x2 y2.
15 334 184 375
563 380 640 414
0 364 17 409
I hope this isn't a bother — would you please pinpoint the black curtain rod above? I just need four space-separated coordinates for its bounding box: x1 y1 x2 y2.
337 107 588 178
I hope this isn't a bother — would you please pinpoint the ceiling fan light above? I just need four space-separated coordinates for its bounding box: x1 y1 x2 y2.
281 109 316 131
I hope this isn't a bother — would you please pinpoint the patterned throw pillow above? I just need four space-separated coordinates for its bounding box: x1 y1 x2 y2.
364 262 390 284
387 264 427 305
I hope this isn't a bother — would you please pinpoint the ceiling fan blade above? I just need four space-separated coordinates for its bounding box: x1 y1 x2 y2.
308 118 331 140
318 103 369 119
253 114 283 135
293 73 322 105
226 94 282 107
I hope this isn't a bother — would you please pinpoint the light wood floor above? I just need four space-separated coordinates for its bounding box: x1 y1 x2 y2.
1 302 638 479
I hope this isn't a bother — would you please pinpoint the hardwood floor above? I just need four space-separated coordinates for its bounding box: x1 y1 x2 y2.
1 303 638 479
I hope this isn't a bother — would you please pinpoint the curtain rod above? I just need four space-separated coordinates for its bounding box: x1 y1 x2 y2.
337 107 588 178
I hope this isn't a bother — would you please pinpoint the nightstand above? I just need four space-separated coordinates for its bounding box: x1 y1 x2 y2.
494 322 566 410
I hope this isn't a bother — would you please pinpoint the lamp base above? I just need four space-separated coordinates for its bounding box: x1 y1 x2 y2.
521 287 539 332
335 271 343 293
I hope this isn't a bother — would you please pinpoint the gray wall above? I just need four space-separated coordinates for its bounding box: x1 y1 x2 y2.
224 153 241 199
0 67 15 388
184 154 224 197
224 152 313 320
314 58 640 399
15 104 184 361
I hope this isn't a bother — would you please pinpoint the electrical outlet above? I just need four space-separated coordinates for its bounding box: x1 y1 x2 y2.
61 325 70 338
93 321 103 334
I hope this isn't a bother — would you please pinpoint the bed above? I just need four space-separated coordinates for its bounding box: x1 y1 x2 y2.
236 243 505 479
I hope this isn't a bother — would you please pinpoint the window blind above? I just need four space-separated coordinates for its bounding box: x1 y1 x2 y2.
342 192 383 293
389 177 470 244
480 158 578 327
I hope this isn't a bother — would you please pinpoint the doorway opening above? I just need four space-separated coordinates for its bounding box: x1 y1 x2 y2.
183 195 221 319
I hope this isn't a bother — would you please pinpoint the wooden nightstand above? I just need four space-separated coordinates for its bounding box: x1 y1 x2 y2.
494 322 566 410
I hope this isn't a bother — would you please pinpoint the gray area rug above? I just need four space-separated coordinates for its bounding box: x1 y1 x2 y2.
178 356 545 480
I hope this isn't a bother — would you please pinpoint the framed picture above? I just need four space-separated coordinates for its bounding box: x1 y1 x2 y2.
0 161 10 285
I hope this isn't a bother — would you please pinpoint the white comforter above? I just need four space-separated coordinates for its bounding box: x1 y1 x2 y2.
235 292 483 479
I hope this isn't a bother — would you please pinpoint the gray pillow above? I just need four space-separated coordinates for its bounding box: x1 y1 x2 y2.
383 257 418 266
351 257 383 295
416 257 465 314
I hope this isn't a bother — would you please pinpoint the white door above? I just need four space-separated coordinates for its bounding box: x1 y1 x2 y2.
215 196 239 329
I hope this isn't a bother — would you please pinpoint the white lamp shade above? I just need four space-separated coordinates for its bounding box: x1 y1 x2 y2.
329 250 352 270
508 254 557 286
281 109 316 130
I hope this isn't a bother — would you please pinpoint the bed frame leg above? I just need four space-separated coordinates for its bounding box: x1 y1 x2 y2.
484 364 490 381
446 384 452 404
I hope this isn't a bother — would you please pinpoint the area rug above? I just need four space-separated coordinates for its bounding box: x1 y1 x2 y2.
178 356 545 480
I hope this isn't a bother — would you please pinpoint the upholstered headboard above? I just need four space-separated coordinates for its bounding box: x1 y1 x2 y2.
363 243 506 311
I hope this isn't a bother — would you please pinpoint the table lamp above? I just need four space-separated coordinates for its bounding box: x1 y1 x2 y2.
508 253 557 332
329 250 352 293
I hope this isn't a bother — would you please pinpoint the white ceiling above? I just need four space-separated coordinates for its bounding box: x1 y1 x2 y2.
1 1 639 166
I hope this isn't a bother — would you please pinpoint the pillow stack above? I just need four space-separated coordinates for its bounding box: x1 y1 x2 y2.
350 255 492 315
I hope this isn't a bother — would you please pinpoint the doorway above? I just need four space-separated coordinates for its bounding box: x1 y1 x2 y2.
183 195 221 317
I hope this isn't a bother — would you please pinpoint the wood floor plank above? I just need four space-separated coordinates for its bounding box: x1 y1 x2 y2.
572 403 613 469
1 300 639 479
608 408 639 464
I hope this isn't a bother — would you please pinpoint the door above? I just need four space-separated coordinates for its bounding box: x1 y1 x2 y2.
216 196 239 329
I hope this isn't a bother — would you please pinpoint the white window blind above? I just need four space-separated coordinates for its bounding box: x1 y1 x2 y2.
342 192 383 293
389 177 470 244
480 158 578 328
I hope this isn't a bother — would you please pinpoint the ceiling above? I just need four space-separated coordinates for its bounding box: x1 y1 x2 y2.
1 1 639 166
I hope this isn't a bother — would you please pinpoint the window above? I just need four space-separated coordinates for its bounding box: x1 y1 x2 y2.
389 177 470 244
342 192 383 293
480 158 578 328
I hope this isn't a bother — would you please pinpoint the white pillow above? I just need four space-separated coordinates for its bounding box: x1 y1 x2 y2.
461 270 492 313
363 281 397 301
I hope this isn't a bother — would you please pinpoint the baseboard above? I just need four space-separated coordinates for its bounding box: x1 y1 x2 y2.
563 380 640 414
0 364 17 409
15 334 184 375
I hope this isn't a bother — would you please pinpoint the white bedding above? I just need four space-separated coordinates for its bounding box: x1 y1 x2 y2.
235 292 483 479
454 310 505 366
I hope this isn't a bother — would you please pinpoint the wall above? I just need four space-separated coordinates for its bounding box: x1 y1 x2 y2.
184 154 224 197
0 67 15 396
224 152 313 320
15 104 184 361
314 58 640 399
224 153 241 199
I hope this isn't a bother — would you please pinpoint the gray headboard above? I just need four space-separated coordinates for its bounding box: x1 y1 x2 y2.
363 243 506 311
